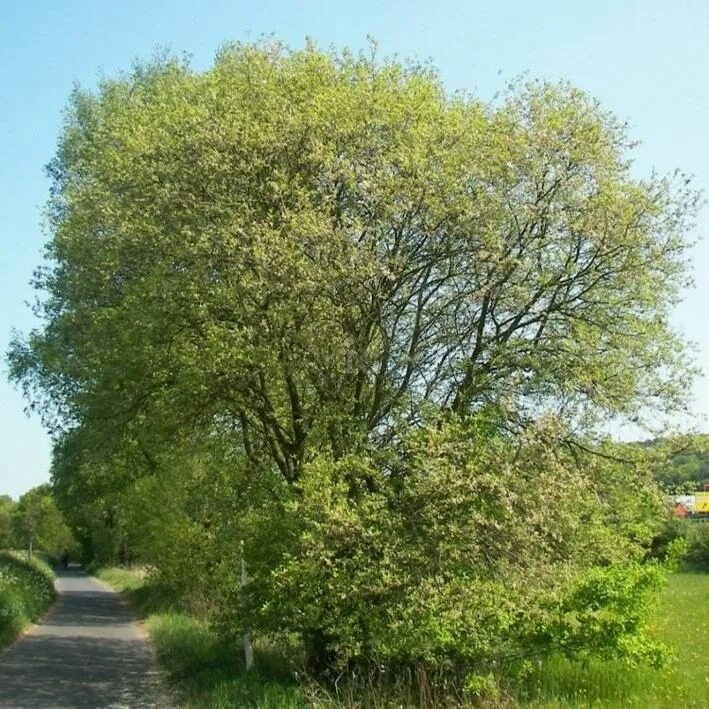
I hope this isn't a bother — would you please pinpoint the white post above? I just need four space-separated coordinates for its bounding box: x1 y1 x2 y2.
240 543 254 671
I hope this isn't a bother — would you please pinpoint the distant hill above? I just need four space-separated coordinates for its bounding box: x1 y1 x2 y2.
654 435 709 492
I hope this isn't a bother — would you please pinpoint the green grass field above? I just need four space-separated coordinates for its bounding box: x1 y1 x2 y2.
517 572 709 708
95 568 709 708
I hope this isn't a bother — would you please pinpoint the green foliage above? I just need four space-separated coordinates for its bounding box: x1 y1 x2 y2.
5 41 699 693
11 484 77 559
535 562 667 667
0 495 16 549
516 573 709 708
99 565 709 708
0 551 56 648
654 435 709 492
112 443 256 615
240 418 668 675
10 42 697 478
648 514 690 562
649 514 709 570
684 524 709 568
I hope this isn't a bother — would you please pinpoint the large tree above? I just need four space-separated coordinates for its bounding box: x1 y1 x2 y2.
10 43 696 481
7 42 699 679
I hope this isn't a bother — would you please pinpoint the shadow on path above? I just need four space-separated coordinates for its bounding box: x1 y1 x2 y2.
0 564 167 708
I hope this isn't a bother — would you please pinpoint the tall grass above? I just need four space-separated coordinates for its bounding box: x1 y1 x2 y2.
146 613 308 708
0 550 56 649
93 566 308 707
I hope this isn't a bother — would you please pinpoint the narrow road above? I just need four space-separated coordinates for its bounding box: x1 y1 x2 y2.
0 565 167 708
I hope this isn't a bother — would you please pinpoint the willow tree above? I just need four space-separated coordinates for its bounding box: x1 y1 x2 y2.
8 42 699 677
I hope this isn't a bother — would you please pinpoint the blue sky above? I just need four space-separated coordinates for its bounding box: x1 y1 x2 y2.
2 0 708 499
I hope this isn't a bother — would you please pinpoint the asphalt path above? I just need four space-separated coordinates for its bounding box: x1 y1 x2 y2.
0 565 168 708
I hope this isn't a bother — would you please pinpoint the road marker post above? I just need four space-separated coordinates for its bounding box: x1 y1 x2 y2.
240 541 254 672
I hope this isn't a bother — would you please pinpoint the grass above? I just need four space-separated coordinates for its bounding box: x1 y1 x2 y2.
93 565 148 592
93 567 709 708
146 613 308 708
0 550 56 650
92 566 309 707
516 572 709 708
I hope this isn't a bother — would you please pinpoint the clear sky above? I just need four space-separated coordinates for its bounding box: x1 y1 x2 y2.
2 0 708 499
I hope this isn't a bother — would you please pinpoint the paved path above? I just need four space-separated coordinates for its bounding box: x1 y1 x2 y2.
0 565 168 708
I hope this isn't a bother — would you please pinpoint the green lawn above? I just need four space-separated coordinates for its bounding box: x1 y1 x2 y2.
94 568 709 708
517 572 709 708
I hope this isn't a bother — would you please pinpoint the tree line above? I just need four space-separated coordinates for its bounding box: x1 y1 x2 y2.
654 435 709 492
0 486 75 559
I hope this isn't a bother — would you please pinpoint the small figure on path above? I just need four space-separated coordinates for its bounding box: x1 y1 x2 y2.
59 549 68 569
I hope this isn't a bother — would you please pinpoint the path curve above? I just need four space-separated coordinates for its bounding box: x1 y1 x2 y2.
0 565 167 708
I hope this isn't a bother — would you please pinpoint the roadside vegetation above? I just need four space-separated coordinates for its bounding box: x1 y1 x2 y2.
0 551 56 650
97 566 709 707
7 40 704 704
93 566 308 707
516 573 709 709
0 486 78 562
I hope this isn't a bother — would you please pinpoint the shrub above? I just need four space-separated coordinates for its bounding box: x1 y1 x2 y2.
237 418 668 682
685 523 709 568
650 515 709 570
0 551 56 648
648 514 690 561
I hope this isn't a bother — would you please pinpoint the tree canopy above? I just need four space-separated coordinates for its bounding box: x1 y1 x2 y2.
7 42 699 683
10 43 697 477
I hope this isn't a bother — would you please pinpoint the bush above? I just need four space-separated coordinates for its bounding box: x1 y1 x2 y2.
0 551 56 648
648 514 690 561
685 523 709 568
650 515 709 570
236 418 668 683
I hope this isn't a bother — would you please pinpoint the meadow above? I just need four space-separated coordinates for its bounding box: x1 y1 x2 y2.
517 574 708 708
95 567 708 708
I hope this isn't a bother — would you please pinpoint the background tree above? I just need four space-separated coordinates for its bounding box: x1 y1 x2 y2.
0 496 17 549
11 485 76 559
653 435 709 491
